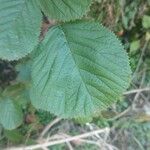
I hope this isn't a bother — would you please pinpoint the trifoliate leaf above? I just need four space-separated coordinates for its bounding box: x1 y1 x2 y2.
0 0 42 60
30 21 131 118
0 99 23 130
37 0 92 21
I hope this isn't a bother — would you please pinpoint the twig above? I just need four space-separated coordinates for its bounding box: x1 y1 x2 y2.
123 87 150 95
79 139 118 150
131 83 147 101
133 71 146 103
86 123 101 139
132 40 149 79
132 135 145 150
6 128 109 150
77 139 101 147
39 118 62 139
40 147 49 150
25 123 37 145
108 107 131 121
66 141 74 150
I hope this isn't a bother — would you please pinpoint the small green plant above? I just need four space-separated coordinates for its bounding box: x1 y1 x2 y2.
0 0 131 130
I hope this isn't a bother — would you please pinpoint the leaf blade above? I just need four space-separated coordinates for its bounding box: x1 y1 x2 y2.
0 99 23 130
30 21 131 118
37 0 92 21
0 0 42 60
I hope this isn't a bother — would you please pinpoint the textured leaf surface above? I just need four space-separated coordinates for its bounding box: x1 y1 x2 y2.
0 0 42 60
0 99 23 130
37 0 92 21
31 21 131 118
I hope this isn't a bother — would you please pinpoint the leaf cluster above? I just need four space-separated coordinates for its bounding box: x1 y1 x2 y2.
0 0 131 129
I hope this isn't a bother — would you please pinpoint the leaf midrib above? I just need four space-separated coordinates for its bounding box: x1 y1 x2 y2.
58 25 93 106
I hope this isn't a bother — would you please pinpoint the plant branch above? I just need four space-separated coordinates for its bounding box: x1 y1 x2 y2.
5 128 109 150
123 87 150 95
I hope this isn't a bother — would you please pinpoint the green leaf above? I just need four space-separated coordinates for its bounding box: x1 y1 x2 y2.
142 15 150 29
30 21 131 118
16 60 32 83
2 83 30 109
0 0 42 60
130 40 140 55
74 116 93 124
37 0 92 21
0 99 23 130
4 129 24 144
